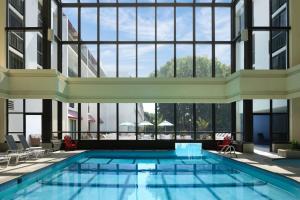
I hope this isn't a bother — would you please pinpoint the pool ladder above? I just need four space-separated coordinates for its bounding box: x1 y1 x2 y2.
219 145 238 158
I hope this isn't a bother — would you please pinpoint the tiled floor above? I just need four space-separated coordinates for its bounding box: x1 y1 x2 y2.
212 150 300 183
0 150 84 184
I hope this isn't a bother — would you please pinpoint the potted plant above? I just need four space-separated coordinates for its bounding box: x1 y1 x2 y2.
291 139 300 150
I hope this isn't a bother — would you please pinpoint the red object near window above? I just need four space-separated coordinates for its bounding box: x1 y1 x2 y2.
217 136 232 151
64 135 77 151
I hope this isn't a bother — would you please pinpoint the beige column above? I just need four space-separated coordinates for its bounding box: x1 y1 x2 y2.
0 0 6 144
289 0 300 143
289 0 300 67
290 98 300 142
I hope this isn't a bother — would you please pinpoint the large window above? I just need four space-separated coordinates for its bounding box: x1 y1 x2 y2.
59 1 232 78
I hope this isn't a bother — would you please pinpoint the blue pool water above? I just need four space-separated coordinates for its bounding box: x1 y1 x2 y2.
0 144 300 200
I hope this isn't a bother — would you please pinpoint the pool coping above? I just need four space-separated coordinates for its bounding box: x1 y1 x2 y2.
209 150 300 184
0 150 85 189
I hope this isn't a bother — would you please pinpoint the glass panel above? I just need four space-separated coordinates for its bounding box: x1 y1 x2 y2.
51 41 58 70
81 8 97 41
25 0 43 27
235 0 245 37
272 114 289 142
215 104 231 133
196 7 212 41
215 0 232 3
253 100 270 113
8 0 24 27
176 104 194 140
196 104 213 140
176 7 193 41
138 44 155 77
157 44 174 78
24 31 43 69
253 0 270 27
63 44 78 77
9 114 23 132
119 45 136 77
100 103 117 140
252 31 270 69
25 115 42 141
100 8 116 41
80 0 98 2
100 45 117 77
236 101 243 141
81 103 98 140
236 40 244 71
138 8 155 41
64 103 79 140
138 103 155 140
157 103 174 140
196 45 212 77
215 7 231 41
8 31 24 69
51 0 58 36
25 99 42 113
81 45 97 78
215 44 231 77
62 8 78 41
176 44 193 78
157 7 174 41
272 100 288 113
119 103 136 140
119 8 136 41
271 31 287 69
8 99 23 113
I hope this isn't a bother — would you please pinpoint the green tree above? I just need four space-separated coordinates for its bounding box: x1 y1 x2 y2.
156 56 231 133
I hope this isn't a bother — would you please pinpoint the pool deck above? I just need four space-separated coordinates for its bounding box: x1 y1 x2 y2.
0 150 84 185
212 150 300 183
0 149 300 186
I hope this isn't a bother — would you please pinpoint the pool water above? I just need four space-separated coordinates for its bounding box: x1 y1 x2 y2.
0 144 300 200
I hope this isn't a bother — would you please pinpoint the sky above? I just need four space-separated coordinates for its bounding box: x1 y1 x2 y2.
63 4 231 77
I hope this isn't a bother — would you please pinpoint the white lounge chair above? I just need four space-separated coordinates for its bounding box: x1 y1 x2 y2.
0 154 11 168
18 135 46 158
5 135 31 164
